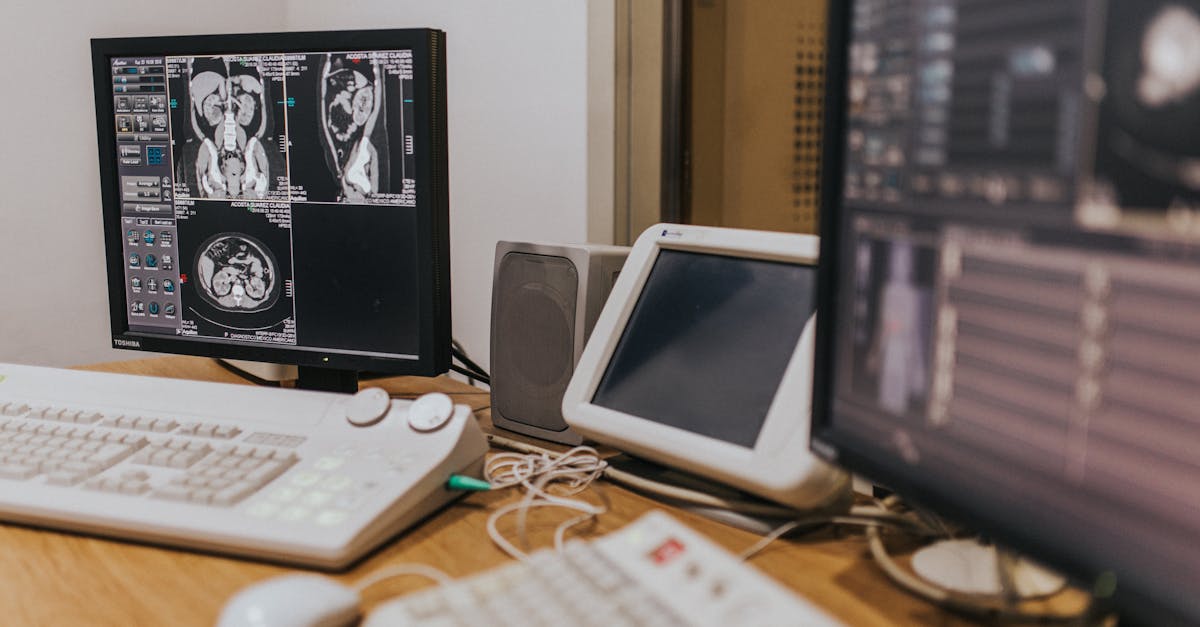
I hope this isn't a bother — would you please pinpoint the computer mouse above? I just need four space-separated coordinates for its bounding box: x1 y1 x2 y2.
361 597 418 626
217 574 360 627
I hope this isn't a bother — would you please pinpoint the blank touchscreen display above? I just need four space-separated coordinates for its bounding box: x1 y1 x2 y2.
591 249 815 447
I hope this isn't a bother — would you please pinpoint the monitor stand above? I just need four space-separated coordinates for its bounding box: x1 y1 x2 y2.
295 366 360 394
219 359 298 384
219 359 360 393
911 538 1066 599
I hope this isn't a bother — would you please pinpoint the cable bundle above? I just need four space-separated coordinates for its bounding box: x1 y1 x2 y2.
483 446 608 559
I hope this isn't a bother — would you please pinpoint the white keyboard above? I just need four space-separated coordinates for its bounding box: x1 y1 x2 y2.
0 362 488 569
364 511 842 627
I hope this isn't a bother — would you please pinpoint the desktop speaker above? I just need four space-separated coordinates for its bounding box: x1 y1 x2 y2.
491 241 629 444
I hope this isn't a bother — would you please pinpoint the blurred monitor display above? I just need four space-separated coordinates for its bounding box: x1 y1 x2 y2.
812 1 1200 624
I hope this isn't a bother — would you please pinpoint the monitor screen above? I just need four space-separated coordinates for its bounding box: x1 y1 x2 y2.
92 30 449 378
813 1 1200 623
592 249 816 448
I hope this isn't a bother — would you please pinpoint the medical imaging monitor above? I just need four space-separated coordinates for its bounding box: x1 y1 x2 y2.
562 224 849 509
91 30 450 391
812 1 1200 623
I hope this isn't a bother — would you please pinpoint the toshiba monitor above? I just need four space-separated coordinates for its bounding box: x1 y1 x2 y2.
91 29 450 391
812 1 1200 623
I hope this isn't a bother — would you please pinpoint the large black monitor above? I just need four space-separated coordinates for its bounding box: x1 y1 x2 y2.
91 30 450 391
813 1 1200 623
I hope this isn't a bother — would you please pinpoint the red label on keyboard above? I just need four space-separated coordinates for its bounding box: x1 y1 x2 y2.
649 538 686 565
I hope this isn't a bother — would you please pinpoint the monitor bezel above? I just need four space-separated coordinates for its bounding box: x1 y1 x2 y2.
91 29 450 376
809 2 1184 622
562 223 848 509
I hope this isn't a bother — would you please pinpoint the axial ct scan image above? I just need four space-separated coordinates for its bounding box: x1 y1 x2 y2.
194 234 279 312
169 56 287 200
175 201 295 342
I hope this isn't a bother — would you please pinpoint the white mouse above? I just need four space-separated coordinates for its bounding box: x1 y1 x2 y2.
217 574 360 627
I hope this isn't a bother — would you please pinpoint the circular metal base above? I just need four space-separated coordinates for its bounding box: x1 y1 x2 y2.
911 539 1066 598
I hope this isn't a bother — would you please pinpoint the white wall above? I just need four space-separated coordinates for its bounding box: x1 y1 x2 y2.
284 1 593 370
0 1 286 368
0 1 595 371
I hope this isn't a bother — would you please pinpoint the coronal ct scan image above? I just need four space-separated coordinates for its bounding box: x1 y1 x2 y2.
286 50 414 205
194 234 279 312
169 56 286 200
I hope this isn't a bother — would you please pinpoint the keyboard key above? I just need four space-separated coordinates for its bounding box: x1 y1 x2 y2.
290 471 321 487
1 403 29 417
45 471 86 486
246 460 289 484
302 491 332 507
278 506 311 522
320 475 353 492
212 482 257 506
150 484 191 501
167 449 209 469
314 509 349 527
268 486 301 502
314 456 344 471
118 481 150 495
212 425 241 439
150 419 178 433
245 502 280 519
0 464 37 480
121 469 149 482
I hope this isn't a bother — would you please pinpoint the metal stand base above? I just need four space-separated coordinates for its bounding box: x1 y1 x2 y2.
911 538 1066 599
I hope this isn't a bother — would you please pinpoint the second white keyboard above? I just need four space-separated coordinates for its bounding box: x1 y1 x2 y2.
0 362 488 569
364 510 843 626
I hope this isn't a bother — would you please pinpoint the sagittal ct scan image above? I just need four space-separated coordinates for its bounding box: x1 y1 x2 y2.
286 50 416 205
168 55 287 201
194 233 279 312
320 54 387 201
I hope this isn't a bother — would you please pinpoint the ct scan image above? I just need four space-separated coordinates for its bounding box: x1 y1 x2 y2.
194 233 279 312
168 55 287 201
320 53 388 201
176 201 295 343
1080 0 1200 234
286 51 415 205
846 235 938 419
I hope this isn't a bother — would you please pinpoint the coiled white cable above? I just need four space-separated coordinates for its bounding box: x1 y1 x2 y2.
483 446 609 560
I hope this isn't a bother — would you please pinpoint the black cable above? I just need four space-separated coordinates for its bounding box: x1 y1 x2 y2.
452 349 489 380
213 359 282 387
451 339 490 379
450 363 490 386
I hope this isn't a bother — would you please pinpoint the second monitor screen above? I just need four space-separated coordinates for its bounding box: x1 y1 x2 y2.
591 250 816 448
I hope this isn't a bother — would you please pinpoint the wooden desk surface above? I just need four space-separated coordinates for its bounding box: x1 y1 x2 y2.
0 356 1079 625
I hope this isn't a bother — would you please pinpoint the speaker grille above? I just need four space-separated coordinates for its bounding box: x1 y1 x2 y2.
493 252 578 431
793 3 827 232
